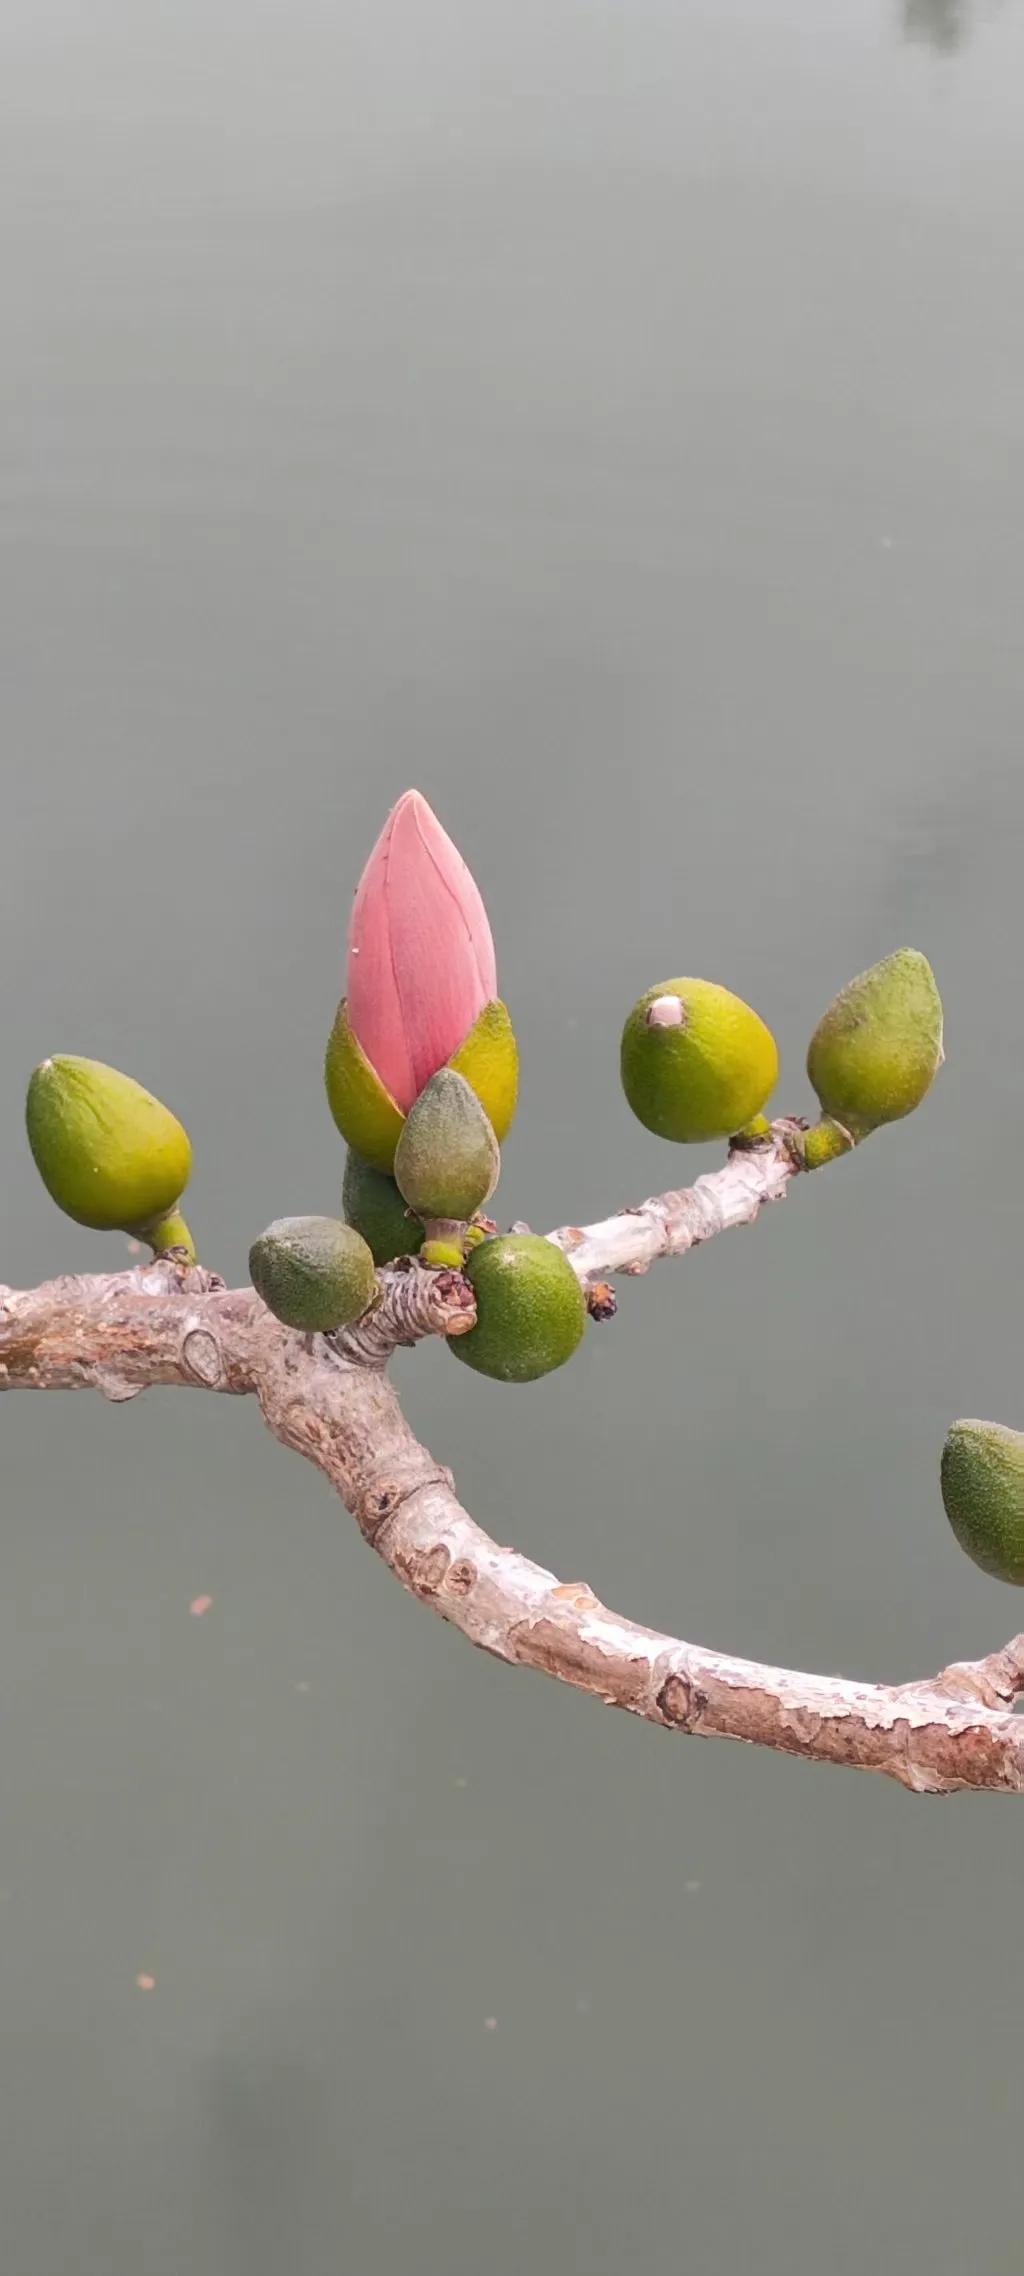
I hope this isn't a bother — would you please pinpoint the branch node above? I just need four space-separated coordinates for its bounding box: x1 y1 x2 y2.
181 1327 224 1387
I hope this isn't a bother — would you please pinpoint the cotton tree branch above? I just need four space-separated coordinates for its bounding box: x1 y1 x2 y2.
359 1117 806 1350
2 1139 1022 1796
547 1118 803 1285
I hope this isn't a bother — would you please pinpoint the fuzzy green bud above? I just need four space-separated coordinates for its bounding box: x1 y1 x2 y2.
941 1420 1024 1585
620 980 779 1144
249 1215 377 1334
26 1054 194 1255
342 1150 424 1265
806 950 943 1143
394 1069 500 1222
449 1233 586 1384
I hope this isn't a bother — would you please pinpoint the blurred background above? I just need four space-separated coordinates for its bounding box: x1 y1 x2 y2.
2 1 1024 2269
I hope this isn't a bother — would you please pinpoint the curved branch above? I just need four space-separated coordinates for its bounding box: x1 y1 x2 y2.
2 1199 1022 1796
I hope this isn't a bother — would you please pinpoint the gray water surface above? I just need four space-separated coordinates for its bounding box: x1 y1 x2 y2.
3 2 1024 2271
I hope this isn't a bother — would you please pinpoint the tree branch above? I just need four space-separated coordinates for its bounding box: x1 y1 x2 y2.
546 1119 803 1285
4 1130 1019 1797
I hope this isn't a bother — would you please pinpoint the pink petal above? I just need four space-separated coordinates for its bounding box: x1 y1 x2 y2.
347 790 496 1111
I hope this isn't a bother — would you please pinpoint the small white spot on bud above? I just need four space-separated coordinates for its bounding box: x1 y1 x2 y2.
645 995 685 1029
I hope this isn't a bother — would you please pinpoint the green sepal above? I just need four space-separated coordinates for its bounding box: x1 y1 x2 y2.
325 996 519 1175
324 1004 405 1173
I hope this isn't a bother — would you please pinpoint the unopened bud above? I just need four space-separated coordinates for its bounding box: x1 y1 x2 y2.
394 1068 500 1222
941 1419 1024 1585
26 1054 194 1256
249 1216 377 1334
621 978 779 1144
807 949 943 1143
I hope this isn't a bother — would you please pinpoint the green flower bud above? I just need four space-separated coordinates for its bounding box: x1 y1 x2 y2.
342 1151 424 1265
26 1054 194 1256
620 980 779 1144
394 1069 500 1222
249 1216 377 1334
806 950 943 1143
449 1233 586 1384
941 1420 1024 1585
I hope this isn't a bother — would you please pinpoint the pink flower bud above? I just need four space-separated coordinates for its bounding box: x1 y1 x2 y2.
347 790 498 1112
